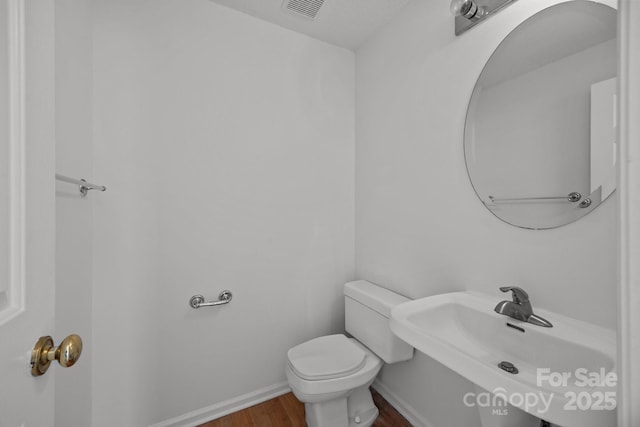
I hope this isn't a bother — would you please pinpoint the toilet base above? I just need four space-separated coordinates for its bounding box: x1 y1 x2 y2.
303 384 379 427
347 384 378 427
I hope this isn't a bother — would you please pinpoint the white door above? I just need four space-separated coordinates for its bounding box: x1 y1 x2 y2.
0 1 57 426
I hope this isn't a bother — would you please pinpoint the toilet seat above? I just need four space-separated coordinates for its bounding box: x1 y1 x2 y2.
287 334 366 381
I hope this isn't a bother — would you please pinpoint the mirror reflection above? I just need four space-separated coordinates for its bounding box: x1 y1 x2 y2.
464 1 617 229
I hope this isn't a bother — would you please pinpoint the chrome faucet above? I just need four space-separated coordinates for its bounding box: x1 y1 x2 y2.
494 286 552 327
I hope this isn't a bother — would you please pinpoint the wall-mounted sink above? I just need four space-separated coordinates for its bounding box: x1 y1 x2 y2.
390 292 616 427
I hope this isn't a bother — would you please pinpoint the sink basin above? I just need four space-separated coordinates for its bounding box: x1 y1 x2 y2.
390 292 616 427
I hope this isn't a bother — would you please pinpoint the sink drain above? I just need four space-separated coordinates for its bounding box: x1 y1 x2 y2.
498 361 518 374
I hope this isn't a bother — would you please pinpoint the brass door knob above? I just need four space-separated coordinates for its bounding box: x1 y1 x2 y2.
31 334 83 376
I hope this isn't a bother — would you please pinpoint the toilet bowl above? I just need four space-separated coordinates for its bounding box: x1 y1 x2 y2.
285 281 414 427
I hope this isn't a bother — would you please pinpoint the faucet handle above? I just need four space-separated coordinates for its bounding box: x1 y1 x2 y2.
499 286 529 304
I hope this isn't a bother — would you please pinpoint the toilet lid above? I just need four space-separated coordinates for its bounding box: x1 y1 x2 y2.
287 334 366 381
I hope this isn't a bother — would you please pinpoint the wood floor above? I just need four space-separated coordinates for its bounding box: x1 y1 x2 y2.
198 388 412 427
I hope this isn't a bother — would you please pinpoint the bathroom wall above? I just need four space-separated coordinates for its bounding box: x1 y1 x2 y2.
54 0 93 426
355 0 617 426
91 0 354 425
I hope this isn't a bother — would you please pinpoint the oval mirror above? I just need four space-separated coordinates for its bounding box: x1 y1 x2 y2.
464 1 617 229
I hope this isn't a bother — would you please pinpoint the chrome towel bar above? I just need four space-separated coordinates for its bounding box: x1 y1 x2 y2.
56 174 106 197
189 291 232 309
488 191 582 204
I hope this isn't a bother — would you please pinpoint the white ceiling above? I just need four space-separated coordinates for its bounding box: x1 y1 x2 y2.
208 0 413 50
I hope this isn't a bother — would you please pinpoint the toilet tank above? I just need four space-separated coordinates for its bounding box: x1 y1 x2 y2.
344 280 414 364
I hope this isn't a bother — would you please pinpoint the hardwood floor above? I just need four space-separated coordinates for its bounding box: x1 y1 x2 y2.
198 388 412 427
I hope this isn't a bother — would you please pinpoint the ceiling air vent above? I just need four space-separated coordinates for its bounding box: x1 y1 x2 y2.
282 0 325 20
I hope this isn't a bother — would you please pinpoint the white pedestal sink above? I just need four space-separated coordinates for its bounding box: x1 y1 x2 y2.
390 292 616 427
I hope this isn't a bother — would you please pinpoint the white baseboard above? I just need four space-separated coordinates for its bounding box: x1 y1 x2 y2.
150 378 429 427
149 381 291 427
372 379 434 427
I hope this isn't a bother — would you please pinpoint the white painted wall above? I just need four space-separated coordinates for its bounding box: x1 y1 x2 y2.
355 0 617 425
91 0 354 425
54 1 94 426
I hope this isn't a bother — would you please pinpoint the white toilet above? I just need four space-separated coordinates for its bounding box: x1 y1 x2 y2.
286 280 414 427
